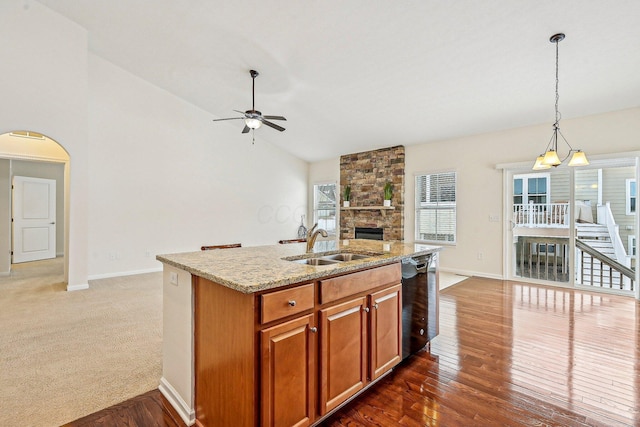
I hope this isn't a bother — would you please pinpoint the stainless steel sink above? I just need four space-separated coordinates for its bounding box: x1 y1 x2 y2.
290 258 340 265
319 253 371 262
285 252 374 265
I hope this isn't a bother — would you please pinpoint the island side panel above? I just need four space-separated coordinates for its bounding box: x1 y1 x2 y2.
194 276 257 427
160 266 196 425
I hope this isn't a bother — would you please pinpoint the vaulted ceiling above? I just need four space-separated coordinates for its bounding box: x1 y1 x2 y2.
37 0 640 162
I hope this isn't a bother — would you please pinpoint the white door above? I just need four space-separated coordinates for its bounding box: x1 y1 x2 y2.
12 176 56 263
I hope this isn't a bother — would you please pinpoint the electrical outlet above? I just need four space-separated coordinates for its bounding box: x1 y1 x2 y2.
477 252 483 260
169 272 179 286
489 214 500 222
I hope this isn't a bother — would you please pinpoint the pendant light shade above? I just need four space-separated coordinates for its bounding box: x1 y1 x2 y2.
533 155 552 170
568 150 589 166
532 33 589 170
542 149 561 167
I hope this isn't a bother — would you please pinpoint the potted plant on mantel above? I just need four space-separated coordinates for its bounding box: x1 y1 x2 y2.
343 185 351 207
383 181 393 207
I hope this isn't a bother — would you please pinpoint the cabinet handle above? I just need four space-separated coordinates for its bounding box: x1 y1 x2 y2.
310 327 318 333
288 300 296 307
363 307 370 313
373 303 379 310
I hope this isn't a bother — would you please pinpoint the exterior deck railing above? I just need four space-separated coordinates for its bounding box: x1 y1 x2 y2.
513 203 570 228
516 236 569 282
576 240 635 291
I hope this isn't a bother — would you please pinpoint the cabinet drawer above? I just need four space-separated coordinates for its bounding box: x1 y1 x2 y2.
319 263 401 304
261 283 315 324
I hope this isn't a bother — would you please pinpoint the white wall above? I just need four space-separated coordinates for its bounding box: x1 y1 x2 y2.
0 0 88 289
1 0 308 283
310 108 640 278
88 55 308 278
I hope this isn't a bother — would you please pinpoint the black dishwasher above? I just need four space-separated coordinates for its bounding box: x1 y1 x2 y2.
401 253 439 359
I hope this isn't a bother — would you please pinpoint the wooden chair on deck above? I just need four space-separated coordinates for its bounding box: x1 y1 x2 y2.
201 243 242 251
278 238 306 244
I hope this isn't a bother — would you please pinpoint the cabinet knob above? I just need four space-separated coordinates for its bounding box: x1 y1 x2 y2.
310 327 318 333
373 303 379 310
363 307 370 313
288 300 296 307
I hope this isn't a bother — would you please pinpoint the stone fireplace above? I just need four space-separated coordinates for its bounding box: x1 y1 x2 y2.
340 145 404 241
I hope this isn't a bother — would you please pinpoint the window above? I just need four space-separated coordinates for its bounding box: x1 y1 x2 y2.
626 179 636 215
629 235 637 258
313 183 336 236
513 173 549 205
415 171 456 243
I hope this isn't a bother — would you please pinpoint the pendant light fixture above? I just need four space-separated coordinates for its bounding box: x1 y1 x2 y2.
533 33 589 170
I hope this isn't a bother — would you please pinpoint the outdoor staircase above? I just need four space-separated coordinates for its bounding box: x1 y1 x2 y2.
576 223 615 257
575 223 624 288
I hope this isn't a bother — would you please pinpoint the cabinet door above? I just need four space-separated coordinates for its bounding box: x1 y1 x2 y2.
261 314 316 427
319 296 367 415
369 284 402 380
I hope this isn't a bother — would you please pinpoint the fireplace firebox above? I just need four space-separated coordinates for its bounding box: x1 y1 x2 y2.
354 227 383 240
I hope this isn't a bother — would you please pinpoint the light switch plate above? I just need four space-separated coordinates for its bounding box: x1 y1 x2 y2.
169 271 179 286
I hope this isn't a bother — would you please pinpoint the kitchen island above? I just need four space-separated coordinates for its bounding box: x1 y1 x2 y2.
157 239 442 427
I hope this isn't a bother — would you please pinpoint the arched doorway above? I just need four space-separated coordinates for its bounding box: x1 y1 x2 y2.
0 131 70 285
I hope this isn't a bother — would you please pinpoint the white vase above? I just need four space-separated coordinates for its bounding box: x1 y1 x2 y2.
343 201 350 207
383 199 391 207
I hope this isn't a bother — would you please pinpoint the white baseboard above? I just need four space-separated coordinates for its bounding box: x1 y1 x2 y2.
439 267 503 281
66 283 89 291
159 377 195 426
87 267 162 281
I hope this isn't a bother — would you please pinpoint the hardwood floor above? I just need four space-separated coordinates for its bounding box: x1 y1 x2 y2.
66 277 639 426
60 390 184 427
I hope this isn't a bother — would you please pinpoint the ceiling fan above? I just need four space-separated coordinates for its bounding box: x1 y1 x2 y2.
212 69 286 134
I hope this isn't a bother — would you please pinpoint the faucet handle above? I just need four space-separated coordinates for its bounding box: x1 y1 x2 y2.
309 223 318 234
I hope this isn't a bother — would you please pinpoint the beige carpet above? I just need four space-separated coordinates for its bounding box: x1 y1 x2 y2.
0 258 162 427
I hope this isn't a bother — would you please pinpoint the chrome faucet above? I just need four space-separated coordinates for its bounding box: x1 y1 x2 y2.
306 223 328 253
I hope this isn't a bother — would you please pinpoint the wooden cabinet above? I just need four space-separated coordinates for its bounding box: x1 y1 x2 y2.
318 296 367 415
318 282 402 416
194 262 402 427
261 314 316 427
369 284 402 380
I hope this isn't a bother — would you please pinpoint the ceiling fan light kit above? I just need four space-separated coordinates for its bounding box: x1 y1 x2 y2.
212 69 286 140
532 33 589 170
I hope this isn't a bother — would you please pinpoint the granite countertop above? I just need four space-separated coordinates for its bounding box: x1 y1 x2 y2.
157 239 442 294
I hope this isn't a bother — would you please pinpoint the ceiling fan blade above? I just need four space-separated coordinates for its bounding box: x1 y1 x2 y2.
242 125 250 134
261 119 286 132
263 115 287 121
212 117 244 122
233 109 249 117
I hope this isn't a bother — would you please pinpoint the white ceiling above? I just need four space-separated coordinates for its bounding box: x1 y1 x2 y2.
37 0 640 163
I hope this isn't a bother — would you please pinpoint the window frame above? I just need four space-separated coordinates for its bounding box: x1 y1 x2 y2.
626 179 636 215
513 173 551 206
414 170 457 245
629 235 637 259
312 181 337 237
